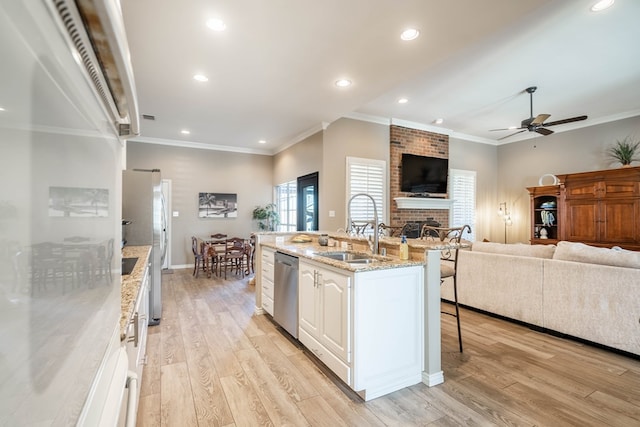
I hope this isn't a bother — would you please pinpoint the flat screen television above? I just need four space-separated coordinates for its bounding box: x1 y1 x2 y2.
400 153 449 195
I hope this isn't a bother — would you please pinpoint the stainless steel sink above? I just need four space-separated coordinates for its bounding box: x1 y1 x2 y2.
315 251 373 262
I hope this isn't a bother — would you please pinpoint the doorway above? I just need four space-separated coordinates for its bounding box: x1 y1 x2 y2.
297 172 318 231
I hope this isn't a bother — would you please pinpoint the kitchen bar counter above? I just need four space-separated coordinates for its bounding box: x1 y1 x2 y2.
120 245 151 340
260 240 423 272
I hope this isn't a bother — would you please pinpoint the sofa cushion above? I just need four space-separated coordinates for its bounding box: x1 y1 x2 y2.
552 241 640 269
471 241 556 259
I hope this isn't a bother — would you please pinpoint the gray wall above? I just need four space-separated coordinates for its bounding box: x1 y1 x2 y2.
125 142 273 267
496 115 640 243
449 137 498 242
273 130 323 185
321 118 390 231
129 115 640 267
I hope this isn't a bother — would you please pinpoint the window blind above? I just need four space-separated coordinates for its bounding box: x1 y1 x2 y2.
346 157 386 229
449 169 476 241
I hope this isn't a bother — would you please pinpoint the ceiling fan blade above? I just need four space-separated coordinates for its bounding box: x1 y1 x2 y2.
543 115 588 127
497 129 526 141
489 127 522 132
535 127 554 136
531 114 550 125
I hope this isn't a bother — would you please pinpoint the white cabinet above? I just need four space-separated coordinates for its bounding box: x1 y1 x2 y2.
123 259 150 413
261 247 275 315
298 258 423 401
298 260 351 384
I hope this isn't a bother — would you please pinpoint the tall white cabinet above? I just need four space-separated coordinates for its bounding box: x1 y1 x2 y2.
298 258 424 401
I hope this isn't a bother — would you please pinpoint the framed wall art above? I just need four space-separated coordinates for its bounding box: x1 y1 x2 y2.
198 192 237 218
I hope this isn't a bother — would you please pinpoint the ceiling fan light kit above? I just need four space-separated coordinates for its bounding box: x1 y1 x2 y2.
492 86 588 141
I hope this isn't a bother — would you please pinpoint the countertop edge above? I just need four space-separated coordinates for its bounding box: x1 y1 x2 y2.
120 245 152 341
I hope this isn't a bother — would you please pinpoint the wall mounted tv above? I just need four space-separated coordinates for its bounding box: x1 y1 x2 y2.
400 153 449 195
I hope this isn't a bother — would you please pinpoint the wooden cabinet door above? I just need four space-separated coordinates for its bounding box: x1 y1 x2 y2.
318 268 351 363
564 181 601 199
600 199 640 244
298 261 320 337
564 199 598 243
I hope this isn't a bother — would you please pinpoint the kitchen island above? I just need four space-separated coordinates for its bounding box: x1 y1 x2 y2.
255 232 458 399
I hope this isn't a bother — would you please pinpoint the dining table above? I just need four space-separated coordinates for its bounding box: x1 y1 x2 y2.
199 235 254 278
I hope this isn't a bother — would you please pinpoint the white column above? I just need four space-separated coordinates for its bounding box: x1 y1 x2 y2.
422 248 444 386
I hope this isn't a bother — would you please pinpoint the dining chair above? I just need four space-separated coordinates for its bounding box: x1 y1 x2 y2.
207 234 227 277
248 234 256 274
191 236 204 277
420 224 472 352
223 237 247 279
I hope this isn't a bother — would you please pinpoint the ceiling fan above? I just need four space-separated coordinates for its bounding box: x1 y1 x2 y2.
490 86 587 141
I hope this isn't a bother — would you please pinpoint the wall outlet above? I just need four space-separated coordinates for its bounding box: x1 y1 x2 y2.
329 210 335 217
172 211 179 217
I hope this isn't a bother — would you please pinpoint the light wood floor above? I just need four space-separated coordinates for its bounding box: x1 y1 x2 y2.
136 269 640 426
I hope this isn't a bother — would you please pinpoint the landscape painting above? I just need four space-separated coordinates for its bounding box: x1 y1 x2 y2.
198 192 237 218
49 186 109 217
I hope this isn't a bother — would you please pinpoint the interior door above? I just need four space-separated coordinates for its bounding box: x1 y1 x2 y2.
297 172 319 231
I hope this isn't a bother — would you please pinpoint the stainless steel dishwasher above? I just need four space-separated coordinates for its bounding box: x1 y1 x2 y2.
274 251 299 338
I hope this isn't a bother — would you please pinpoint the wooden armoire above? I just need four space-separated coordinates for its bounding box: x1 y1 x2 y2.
527 166 640 250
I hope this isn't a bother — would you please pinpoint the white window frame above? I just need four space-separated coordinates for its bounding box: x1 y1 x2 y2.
346 157 387 232
449 168 476 241
275 180 297 232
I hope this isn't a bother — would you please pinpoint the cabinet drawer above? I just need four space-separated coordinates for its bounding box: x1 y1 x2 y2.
262 261 274 281
263 295 274 316
299 328 351 386
262 277 274 299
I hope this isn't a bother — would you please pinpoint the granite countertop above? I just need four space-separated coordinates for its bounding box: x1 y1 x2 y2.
261 240 424 272
120 245 151 340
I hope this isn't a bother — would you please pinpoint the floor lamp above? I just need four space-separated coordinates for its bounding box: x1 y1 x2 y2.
498 202 512 243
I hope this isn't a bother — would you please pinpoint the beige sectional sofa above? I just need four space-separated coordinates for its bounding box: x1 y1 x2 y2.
451 241 640 356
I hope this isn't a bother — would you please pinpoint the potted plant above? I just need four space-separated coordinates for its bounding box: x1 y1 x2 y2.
606 137 640 167
252 203 280 231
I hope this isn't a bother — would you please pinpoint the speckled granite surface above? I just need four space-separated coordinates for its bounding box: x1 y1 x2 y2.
261 240 424 272
260 233 467 272
120 245 151 340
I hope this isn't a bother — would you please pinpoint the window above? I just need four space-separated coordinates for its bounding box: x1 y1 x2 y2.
449 169 476 241
346 157 386 233
275 180 296 232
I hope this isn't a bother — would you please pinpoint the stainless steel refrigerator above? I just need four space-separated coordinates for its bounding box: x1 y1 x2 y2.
122 169 167 325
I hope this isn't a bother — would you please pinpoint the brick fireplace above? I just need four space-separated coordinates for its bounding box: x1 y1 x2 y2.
389 125 449 230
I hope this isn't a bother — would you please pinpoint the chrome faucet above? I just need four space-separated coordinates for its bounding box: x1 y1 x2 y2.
347 193 379 254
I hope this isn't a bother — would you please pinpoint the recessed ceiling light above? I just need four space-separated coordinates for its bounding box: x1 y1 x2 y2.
258 140 267 144
591 0 614 12
0 107 5 112
335 79 352 88
434 118 444 125
206 18 227 31
400 28 420 41
398 98 409 104
508 126 518 130
193 74 209 82
181 130 190 135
